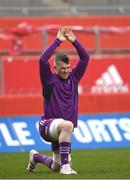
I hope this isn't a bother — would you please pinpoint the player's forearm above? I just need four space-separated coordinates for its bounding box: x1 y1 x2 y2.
72 39 90 61
40 39 62 63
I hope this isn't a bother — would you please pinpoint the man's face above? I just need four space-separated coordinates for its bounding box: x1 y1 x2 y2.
55 61 71 80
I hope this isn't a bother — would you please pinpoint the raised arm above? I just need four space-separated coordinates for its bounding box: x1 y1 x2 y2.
39 28 66 85
64 28 90 81
72 39 90 81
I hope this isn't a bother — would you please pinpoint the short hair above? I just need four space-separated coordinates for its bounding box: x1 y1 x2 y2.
54 53 70 66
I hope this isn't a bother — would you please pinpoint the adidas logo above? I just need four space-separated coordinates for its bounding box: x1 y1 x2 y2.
91 65 129 93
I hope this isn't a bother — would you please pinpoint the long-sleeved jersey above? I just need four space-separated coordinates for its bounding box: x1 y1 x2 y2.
39 39 90 127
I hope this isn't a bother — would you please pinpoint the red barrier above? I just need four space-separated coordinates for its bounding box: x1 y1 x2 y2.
0 93 130 116
0 94 42 116
2 56 130 94
79 93 130 113
0 16 130 53
1 16 130 28
0 16 130 116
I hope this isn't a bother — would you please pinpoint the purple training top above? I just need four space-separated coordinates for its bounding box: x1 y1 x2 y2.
39 38 90 127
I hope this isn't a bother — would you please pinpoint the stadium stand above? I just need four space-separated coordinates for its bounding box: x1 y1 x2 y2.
0 0 130 16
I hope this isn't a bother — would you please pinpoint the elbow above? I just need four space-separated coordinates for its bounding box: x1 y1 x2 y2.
86 52 90 61
86 50 90 60
84 51 90 62
39 58 43 66
39 51 47 63
39 56 46 65
39 54 43 62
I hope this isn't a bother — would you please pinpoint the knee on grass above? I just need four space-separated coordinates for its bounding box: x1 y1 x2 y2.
51 161 60 171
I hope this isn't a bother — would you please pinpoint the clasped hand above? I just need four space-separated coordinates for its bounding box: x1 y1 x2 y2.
57 27 76 43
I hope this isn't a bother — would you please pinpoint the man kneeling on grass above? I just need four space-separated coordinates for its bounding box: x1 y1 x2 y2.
27 26 90 175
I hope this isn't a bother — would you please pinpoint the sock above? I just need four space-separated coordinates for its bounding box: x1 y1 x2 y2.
51 141 59 152
34 154 53 170
59 142 71 166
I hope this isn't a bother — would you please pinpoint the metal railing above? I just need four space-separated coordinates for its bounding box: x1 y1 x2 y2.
0 26 130 56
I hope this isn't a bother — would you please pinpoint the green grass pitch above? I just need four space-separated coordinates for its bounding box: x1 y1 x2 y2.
0 148 130 179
